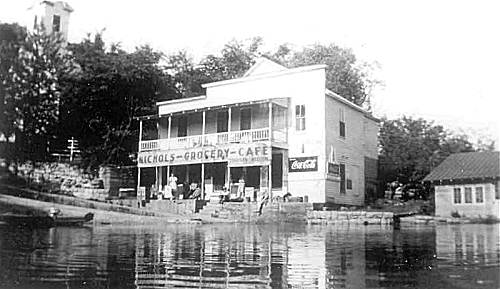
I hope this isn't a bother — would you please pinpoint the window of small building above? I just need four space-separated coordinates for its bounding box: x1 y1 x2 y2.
340 164 346 194
453 187 461 204
496 182 500 200
240 108 251 131
339 108 345 138
295 105 305 131
475 187 484 203
464 187 472 203
346 179 352 190
53 15 61 32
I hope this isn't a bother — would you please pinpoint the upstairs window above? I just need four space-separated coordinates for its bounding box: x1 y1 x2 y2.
216 111 228 133
295 105 305 131
453 188 461 204
339 108 345 138
178 116 187 137
464 187 472 203
52 15 61 32
240 108 251 131
475 187 484 203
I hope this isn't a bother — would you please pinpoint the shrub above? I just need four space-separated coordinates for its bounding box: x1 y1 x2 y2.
451 211 461 218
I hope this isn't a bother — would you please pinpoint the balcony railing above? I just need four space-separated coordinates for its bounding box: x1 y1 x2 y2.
139 127 284 152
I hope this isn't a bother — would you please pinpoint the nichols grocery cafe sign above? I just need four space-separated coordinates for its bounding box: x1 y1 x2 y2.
138 143 271 168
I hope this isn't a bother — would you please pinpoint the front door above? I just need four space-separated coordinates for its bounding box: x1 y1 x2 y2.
272 153 283 189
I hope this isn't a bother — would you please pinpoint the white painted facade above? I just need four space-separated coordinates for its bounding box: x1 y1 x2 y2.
138 58 379 205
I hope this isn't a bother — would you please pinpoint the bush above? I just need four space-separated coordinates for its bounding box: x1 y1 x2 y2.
451 211 461 218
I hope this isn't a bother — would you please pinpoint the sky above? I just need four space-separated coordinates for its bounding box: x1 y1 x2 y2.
1 0 499 146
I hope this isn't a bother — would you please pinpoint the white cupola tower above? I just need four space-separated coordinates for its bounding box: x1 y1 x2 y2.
28 1 73 43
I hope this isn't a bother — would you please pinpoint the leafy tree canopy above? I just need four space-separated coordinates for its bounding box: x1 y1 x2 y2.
59 34 176 167
0 23 71 161
166 38 379 107
378 116 492 185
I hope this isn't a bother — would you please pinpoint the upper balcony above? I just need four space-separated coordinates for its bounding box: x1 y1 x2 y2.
138 100 288 152
139 127 287 152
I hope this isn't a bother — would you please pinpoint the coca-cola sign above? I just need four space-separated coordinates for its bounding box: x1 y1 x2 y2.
289 156 318 172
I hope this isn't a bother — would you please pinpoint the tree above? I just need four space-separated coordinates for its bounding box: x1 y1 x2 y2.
0 23 27 143
272 43 380 108
167 39 379 108
0 24 72 161
378 116 476 186
59 34 175 167
167 37 263 99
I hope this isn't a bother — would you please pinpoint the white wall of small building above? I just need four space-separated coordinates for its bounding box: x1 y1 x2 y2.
435 183 500 218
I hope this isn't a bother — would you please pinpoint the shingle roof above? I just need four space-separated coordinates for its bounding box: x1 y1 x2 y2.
423 151 500 182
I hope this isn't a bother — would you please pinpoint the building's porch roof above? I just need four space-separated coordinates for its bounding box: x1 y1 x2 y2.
155 97 288 117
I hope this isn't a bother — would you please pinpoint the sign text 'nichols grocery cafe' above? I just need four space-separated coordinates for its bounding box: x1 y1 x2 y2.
137 143 271 167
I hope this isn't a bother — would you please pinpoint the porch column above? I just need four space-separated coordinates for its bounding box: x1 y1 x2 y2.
268 102 272 142
167 115 172 191
137 119 143 201
201 111 206 198
155 166 158 190
167 115 172 149
227 107 232 190
268 102 273 200
228 107 232 135
139 119 143 146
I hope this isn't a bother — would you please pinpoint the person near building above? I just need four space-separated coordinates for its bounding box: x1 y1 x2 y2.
169 173 178 199
237 176 245 198
187 183 202 199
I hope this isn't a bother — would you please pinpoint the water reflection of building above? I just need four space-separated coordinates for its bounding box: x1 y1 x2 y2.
435 225 500 288
437 224 500 266
134 225 286 288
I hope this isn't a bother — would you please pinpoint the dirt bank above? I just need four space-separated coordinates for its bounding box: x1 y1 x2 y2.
0 194 192 225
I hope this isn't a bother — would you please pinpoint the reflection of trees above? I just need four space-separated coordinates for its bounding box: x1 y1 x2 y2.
0 226 112 288
364 226 437 288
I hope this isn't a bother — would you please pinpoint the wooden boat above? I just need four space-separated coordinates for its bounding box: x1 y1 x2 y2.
0 210 94 228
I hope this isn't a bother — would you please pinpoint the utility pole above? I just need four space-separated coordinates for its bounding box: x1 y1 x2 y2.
67 137 80 162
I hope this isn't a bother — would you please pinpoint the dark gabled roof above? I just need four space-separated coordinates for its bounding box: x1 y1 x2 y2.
423 151 500 182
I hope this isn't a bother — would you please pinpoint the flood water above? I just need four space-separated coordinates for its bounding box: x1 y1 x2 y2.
0 222 498 289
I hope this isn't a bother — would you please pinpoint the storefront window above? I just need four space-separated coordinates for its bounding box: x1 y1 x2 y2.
464 187 472 203
346 179 352 190
475 187 484 203
453 187 461 204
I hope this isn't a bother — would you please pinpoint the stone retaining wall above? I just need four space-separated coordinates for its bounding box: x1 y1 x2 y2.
197 201 394 225
307 210 394 225
147 200 205 215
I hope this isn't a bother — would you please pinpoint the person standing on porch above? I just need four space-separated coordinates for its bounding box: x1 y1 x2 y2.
237 176 245 199
169 173 178 199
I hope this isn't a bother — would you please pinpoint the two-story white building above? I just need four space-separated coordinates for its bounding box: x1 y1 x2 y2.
137 58 379 205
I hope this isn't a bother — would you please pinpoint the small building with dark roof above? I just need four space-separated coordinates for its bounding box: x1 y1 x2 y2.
423 151 500 218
